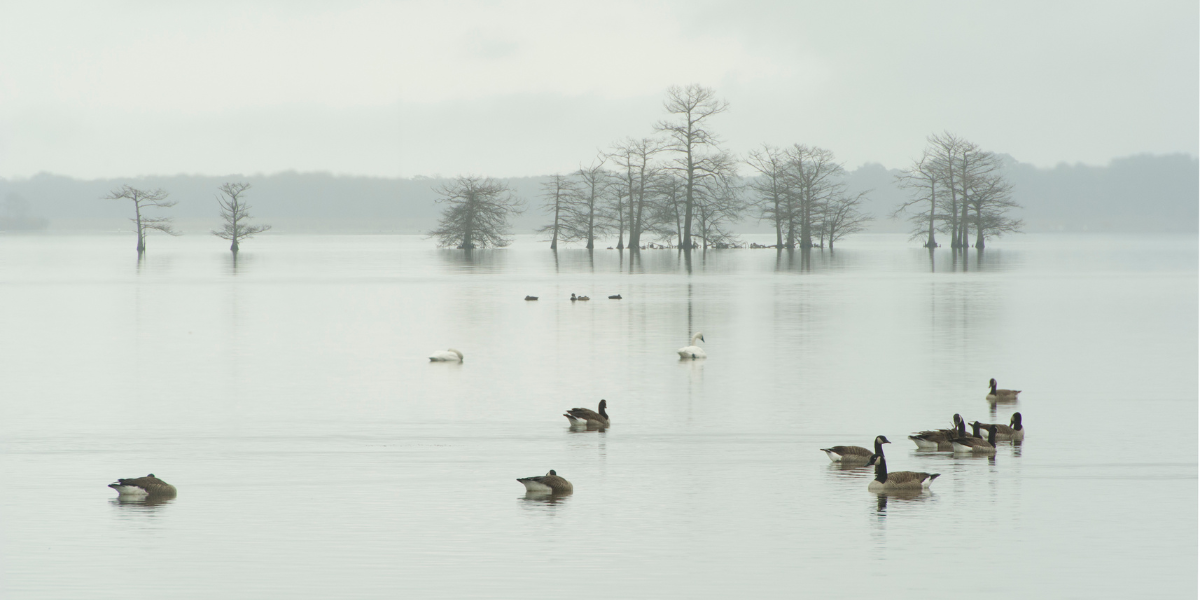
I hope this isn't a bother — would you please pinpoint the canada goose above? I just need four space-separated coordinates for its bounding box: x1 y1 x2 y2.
608 294 622 300
987 378 1021 403
429 349 464 362
578 296 590 301
564 399 609 427
570 293 578 301
525 295 538 301
952 423 998 454
517 470 573 494
977 412 1024 442
822 435 890 464
866 455 939 491
909 414 966 451
108 474 177 497
677 332 706 359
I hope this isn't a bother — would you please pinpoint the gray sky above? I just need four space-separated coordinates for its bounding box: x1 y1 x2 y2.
1 1 1195 179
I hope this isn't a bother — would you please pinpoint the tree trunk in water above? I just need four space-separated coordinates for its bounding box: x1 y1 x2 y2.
925 189 937 248
975 205 985 249
231 239 239 253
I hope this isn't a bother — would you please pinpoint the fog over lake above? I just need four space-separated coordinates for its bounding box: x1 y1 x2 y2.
0 233 1194 598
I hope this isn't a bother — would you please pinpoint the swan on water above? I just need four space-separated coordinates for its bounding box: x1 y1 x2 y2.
677 332 706 359
429 349 464 362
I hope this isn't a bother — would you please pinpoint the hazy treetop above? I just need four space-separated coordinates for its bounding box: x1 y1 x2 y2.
0 1 1195 179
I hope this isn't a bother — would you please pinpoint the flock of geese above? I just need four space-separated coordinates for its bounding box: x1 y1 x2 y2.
822 380 1024 492
105 289 1019 501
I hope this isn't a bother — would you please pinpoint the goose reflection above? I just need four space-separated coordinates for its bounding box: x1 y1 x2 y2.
110 495 175 510
874 489 930 513
520 491 573 505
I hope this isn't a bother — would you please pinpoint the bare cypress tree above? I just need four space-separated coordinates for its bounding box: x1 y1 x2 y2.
611 138 663 250
822 191 872 249
537 174 575 250
569 159 613 250
655 84 730 251
965 156 1022 248
894 148 942 248
746 144 791 248
429 176 524 249
212 183 270 254
103 184 179 254
784 145 843 248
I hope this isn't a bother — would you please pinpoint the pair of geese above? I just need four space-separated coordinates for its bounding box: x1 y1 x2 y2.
516 399 611 495
569 293 623 301
429 332 708 363
107 401 611 499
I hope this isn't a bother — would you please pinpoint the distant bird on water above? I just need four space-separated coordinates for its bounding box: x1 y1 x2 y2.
108 474 177 497
608 294 622 300
429 349 464 362
564 399 609 428
952 423 998 454
517 470 574 494
909 414 966 451
677 332 706 359
822 435 890 464
987 378 1021 403
525 295 538 301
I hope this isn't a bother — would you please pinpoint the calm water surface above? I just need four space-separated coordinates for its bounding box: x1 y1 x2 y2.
0 233 1196 598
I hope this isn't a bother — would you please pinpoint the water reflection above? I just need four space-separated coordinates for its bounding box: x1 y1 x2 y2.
874 490 930 513
520 491 573 505
436 249 510 272
110 496 175 510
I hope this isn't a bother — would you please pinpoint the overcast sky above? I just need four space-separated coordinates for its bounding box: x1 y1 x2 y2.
0 1 1195 179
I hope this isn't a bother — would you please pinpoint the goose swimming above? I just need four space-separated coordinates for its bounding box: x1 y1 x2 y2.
108 474 177 497
677 332 706 359
525 295 538 301
909 414 966 451
608 294 622 300
977 412 1024 442
952 423 998 454
987 378 1021 403
822 435 890 464
866 455 939 492
564 399 609 428
429 349 464 362
517 470 574 494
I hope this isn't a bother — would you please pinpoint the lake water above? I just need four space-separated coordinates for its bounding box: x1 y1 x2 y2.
0 233 1195 599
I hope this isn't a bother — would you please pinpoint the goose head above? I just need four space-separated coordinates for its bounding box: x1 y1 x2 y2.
988 378 998 392
1011 412 1023 430
598 399 608 417
986 424 998 444
873 435 891 454
547 470 557 476
952 413 965 433
571 293 577 300
970 421 983 438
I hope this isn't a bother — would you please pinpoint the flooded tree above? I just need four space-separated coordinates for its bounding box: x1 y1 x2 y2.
610 138 662 250
966 160 1022 248
746 144 791 248
537 174 575 250
429 176 524 249
690 154 743 249
103 184 179 254
821 191 872 249
925 133 1021 249
655 84 731 251
212 183 271 254
894 148 942 248
566 160 613 250
784 145 843 249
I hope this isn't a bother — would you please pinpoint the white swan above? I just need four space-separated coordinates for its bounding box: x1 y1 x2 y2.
677 332 706 359
429 348 463 362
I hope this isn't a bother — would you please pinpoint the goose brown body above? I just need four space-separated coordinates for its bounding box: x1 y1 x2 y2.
866 456 939 491
108 474 177 497
822 435 890 464
564 399 609 427
987 378 1021 403
909 414 966 451
517 470 574 494
977 412 1024 441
